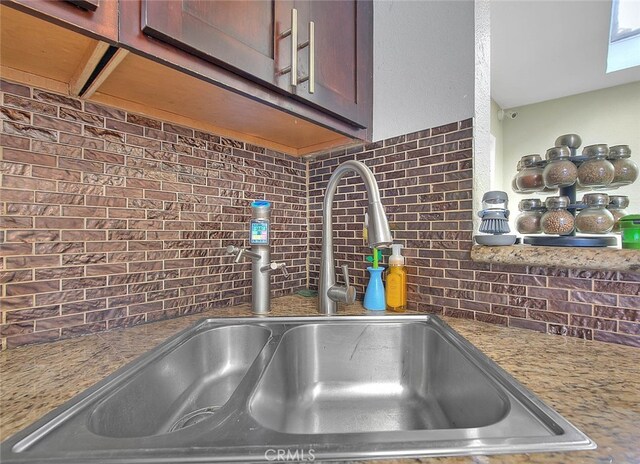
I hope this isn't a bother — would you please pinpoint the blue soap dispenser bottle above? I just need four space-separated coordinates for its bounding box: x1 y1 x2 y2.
363 248 386 311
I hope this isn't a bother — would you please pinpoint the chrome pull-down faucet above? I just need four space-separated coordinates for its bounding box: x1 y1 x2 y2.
318 160 393 315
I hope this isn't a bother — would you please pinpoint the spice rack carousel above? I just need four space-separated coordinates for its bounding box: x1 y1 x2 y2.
512 135 637 248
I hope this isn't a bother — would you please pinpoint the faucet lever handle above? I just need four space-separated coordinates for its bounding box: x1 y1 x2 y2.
226 245 244 263
280 263 289 278
340 264 351 287
341 264 356 304
268 262 289 278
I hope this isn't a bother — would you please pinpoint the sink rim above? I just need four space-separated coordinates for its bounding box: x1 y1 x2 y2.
1 315 596 463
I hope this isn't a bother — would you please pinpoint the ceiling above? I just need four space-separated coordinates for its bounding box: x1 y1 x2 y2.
491 0 640 109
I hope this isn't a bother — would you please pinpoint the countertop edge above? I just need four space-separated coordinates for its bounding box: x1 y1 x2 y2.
471 244 640 272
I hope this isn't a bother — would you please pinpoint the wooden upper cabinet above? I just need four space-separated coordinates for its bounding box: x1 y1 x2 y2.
292 0 372 129
3 0 118 42
141 0 284 87
138 0 372 130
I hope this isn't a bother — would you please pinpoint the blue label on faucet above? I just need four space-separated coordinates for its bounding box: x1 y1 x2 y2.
250 219 269 245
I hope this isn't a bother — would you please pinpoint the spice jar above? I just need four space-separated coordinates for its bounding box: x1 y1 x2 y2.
516 154 545 192
608 145 638 186
575 193 615 234
578 144 614 188
543 146 578 188
512 160 523 193
541 196 575 235
516 199 544 234
607 195 629 233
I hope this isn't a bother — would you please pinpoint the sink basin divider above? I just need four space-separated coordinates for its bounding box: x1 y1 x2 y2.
178 326 286 435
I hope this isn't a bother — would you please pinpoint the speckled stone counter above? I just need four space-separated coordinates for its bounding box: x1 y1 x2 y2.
471 244 640 272
1 295 639 463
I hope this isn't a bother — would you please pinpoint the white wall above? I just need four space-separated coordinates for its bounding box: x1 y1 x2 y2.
490 98 504 190
473 0 491 233
372 0 475 142
496 81 640 216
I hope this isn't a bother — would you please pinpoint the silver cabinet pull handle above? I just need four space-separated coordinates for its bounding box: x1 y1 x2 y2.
279 8 298 87
308 21 315 94
297 21 315 94
279 11 314 95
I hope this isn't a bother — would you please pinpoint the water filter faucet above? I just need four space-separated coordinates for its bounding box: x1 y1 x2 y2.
226 201 289 314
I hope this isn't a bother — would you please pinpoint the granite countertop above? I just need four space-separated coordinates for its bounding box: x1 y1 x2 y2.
471 244 640 272
1 295 639 463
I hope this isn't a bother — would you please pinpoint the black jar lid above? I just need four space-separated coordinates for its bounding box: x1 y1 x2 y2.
520 154 542 167
609 195 629 208
582 193 609 207
546 146 571 160
608 145 631 159
518 198 543 211
545 196 570 209
582 144 609 158
555 134 582 149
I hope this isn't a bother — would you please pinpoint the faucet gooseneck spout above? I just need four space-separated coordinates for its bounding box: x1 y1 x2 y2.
318 160 393 315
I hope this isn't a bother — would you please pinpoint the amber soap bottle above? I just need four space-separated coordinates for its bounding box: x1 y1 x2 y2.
386 244 407 312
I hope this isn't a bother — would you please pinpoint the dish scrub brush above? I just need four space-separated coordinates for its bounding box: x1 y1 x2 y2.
478 191 511 235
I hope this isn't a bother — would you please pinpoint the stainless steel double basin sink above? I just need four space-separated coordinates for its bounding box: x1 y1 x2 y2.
1 315 595 462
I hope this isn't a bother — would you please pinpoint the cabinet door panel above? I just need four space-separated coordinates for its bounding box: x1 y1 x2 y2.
313 1 357 103
294 0 372 129
142 0 280 86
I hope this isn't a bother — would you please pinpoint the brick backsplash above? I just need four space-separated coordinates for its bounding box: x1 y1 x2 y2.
1 79 639 350
308 121 640 348
0 79 307 349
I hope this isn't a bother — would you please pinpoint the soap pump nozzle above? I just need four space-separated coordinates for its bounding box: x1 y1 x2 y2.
389 244 405 266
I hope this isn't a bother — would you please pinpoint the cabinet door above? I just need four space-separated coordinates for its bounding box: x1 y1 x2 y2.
142 0 288 87
140 0 371 129
292 0 372 129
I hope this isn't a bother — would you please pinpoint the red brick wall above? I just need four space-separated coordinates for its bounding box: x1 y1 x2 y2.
2 79 639 349
0 80 307 349
308 120 640 348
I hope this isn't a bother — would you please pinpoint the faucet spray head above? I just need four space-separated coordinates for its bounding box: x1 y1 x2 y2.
367 200 393 248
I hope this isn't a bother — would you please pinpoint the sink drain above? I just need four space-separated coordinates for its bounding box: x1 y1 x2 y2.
169 406 222 432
